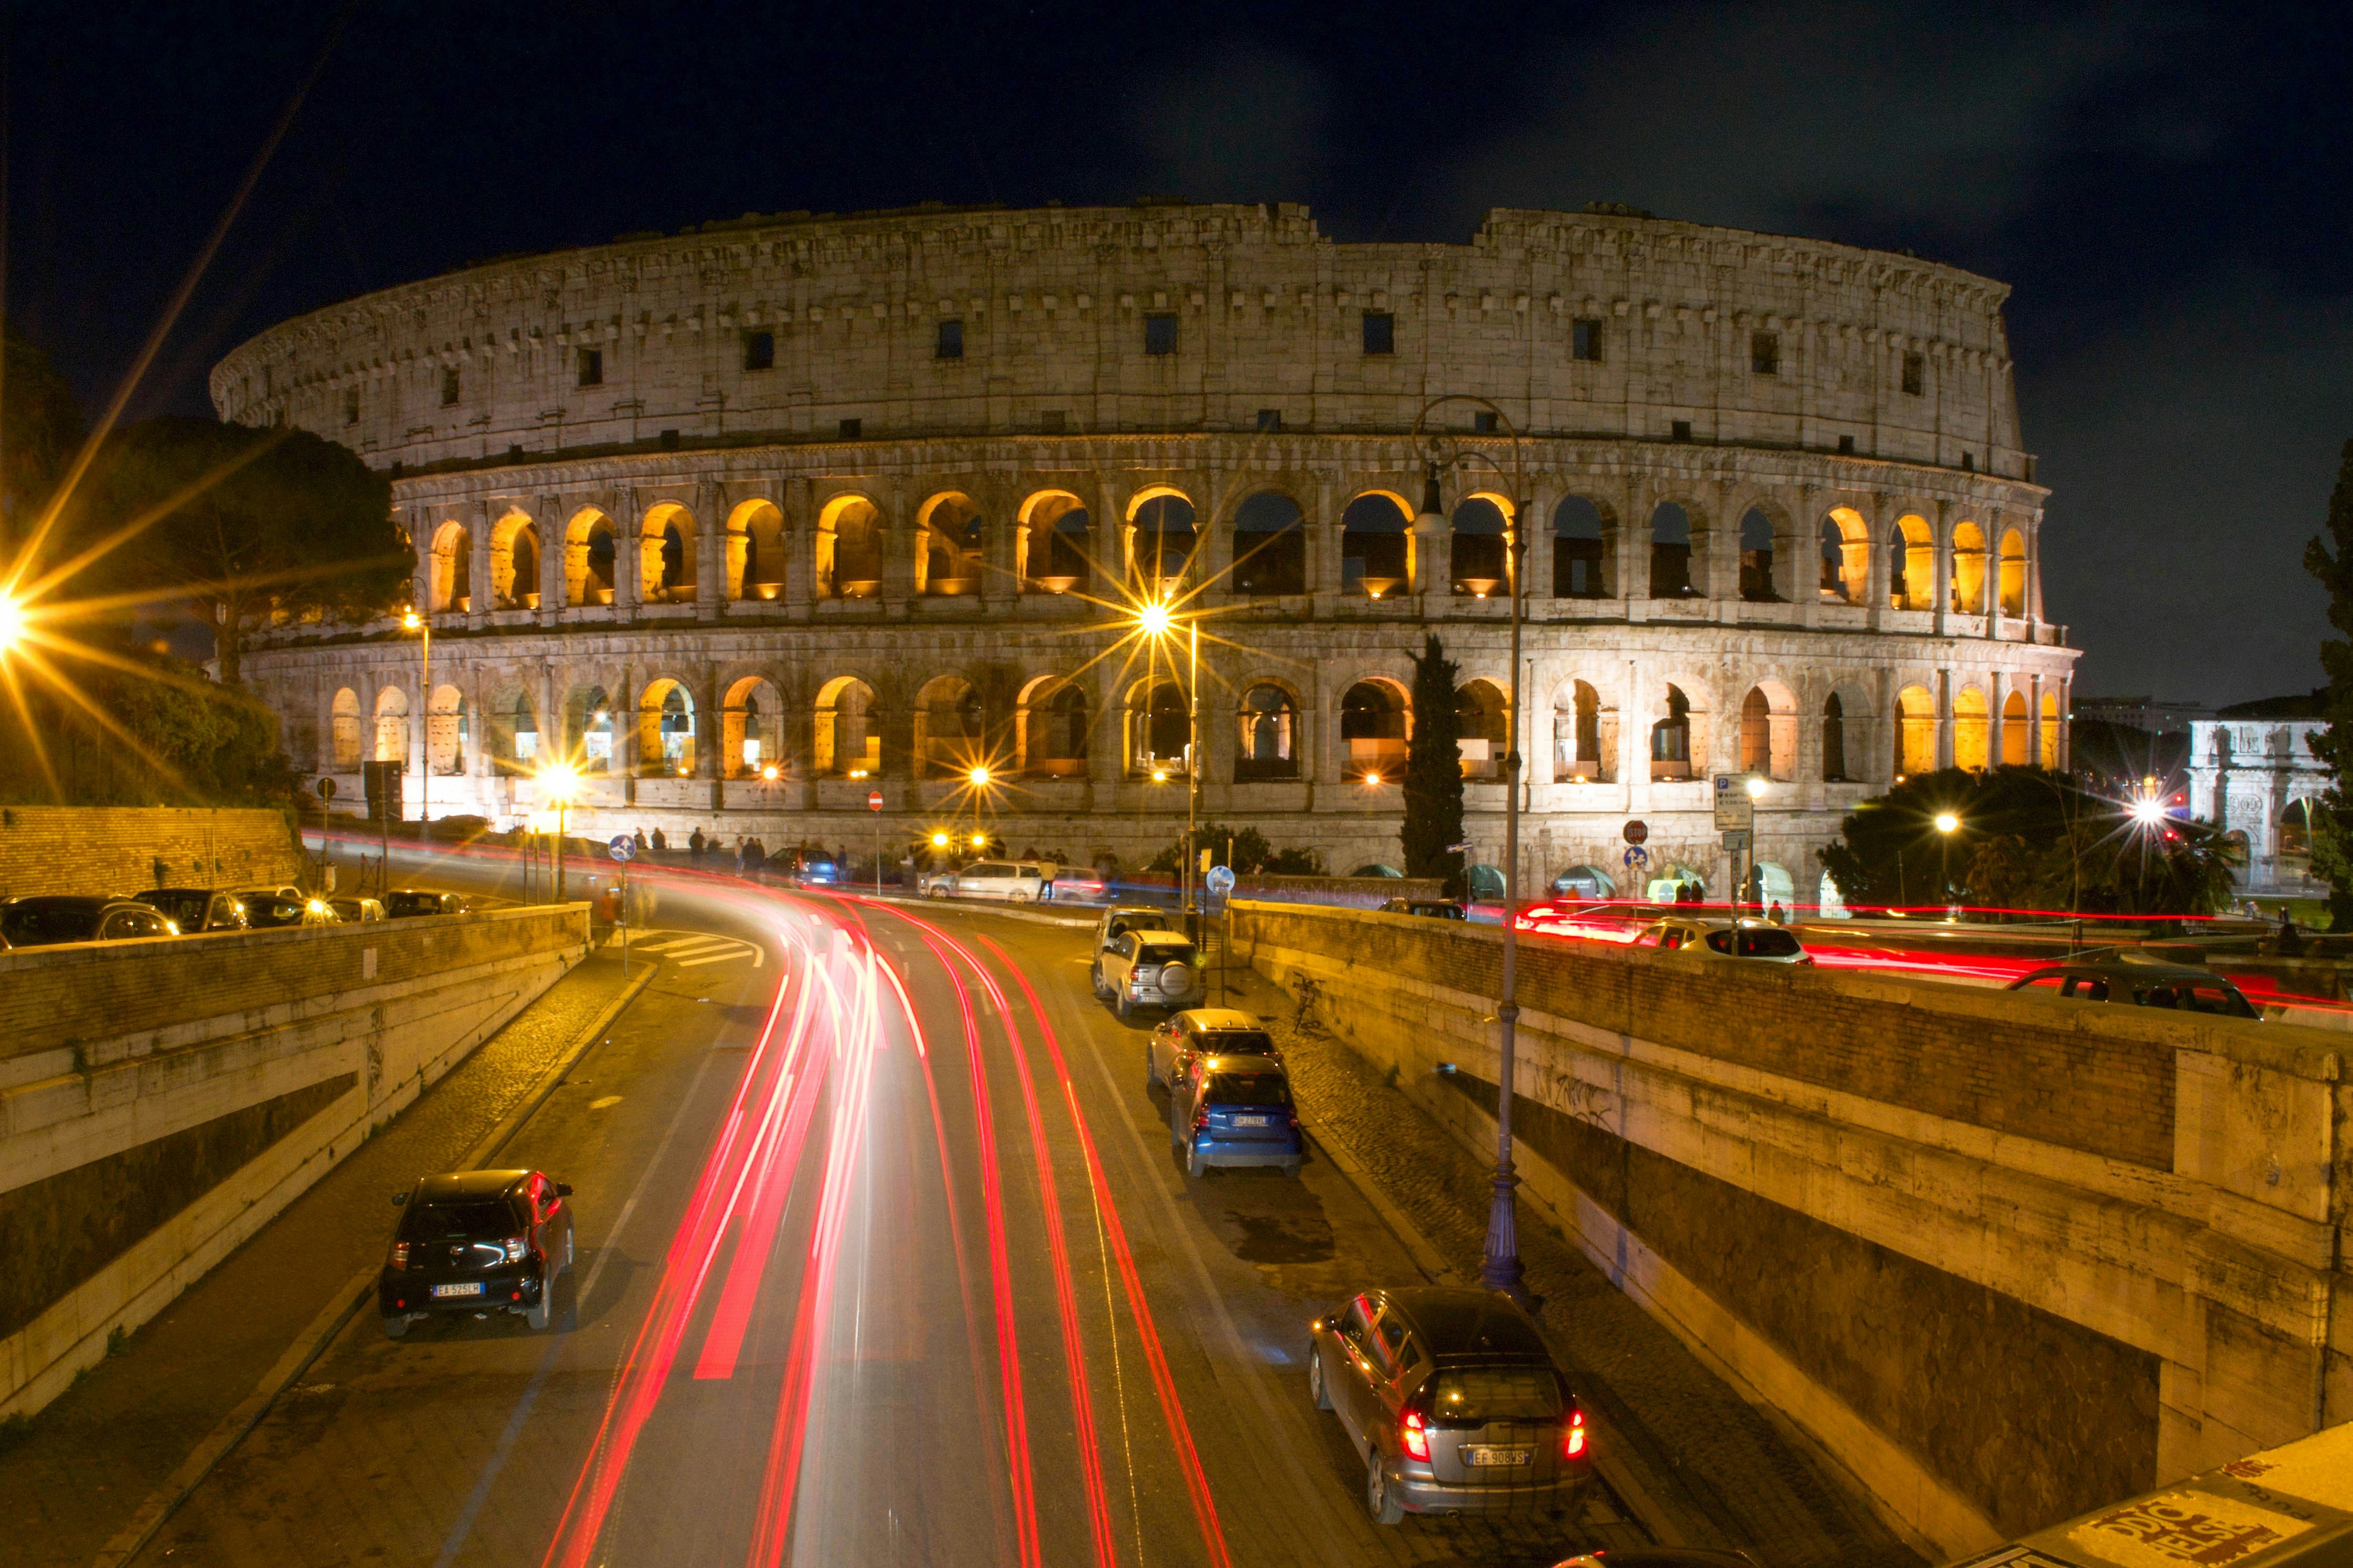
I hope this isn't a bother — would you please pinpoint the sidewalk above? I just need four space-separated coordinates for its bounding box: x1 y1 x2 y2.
1227 965 1921 1568
0 946 650 1568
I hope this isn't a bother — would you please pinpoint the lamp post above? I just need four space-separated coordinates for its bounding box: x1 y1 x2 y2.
1934 811 1961 912
1743 774 1768 914
538 762 579 904
401 607 432 825
1410 393 1529 1305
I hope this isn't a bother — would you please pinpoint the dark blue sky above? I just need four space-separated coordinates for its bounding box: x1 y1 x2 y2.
10 0 2349 705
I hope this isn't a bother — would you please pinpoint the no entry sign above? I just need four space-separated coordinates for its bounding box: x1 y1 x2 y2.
867 790 884 812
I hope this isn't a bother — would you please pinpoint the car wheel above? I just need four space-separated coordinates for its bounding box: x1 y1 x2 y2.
1091 965 1112 1001
1145 1050 1159 1088
381 1313 412 1340
1367 1454 1404 1525
1115 992 1133 1022
526 1270 552 1331
564 1226 576 1274
1309 1347 1332 1410
1283 1159 1304 1179
1186 1138 1209 1179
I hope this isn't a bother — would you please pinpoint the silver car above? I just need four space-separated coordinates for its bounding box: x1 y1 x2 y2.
1093 928 1202 1020
1631 916 1812 965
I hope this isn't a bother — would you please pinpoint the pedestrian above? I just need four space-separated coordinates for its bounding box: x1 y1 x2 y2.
746 836 768 878
651 826 668 854
2279 907 2305 958
634 826 649 853
1768 900 1787 926
734 837 747 877
689 827 706 866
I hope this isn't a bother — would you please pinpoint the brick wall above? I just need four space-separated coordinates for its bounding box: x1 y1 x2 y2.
0 806 301 903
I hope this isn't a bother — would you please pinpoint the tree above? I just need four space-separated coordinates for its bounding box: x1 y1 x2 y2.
82 417 405 685
1400 632 1464 881
0 320 87 550
2302 436 2353 929
1145 821 1275 875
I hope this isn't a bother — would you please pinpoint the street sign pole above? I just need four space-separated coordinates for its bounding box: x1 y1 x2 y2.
869 789 885 894
609 834 637 975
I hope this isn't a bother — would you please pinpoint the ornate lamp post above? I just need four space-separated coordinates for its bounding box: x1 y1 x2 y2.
401 607 432 824
538 761 579 903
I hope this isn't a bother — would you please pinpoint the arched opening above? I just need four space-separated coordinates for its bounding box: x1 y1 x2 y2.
1235 683 1299 781
1553 496 1613 598
1822 692 1849 782
1950 521 1988 615
1129 493 1196 591
731 499 786 602
1021 493 1091 592
330 688 362 768
916 675 985 776
1819 509 1869 603
1450 496 1509 597
497 690 539 765
2281 798 2315 860
640 504 697 603
1751 861 1796 909
1340 680 1409 782
1897 684 1936 777
2002 689 2029 765
1650 684 1704 781
1998 528 2028 617
818 497 883 599
1890 515 1933 610
1551 864 1616 899
1232 492 1306 596
1128 680 1191 777
2040 691 2060 768
1340 493 1410 598
374 686 411 762
1648 863 1704 902
426 685 466 775
814 677 879 776
1954 685 1989 770
1738 507 1779 602
1021 679 1090 776
722 676 783 778
637 679 695 776
1553 679 1615 782
491 511 541 610
1455 679 1507 779
1648 503 1697 598
566 509 617 607
917 493 985 596
1738 683 1797 779
567 686 615 773
430 521 472 612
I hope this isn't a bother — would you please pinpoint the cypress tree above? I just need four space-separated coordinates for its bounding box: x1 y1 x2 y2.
1401 632 1465 882
2300 437 2353 929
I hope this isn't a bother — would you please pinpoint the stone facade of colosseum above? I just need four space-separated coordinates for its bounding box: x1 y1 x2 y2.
217 201 2076 899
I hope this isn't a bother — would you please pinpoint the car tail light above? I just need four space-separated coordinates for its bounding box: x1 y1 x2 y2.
390 1241 409 1270
1192 1110 1209 1134
502 1234 527 1263
1287 1112 1301 1131
1401 1409 1430 1462
1564 1409 1587 1459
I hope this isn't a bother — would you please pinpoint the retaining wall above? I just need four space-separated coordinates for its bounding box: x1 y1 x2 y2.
0 806 301 901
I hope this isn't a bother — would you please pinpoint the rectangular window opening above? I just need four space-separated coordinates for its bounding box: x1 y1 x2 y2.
1902 352 1925 396
1361 311 1394 355
1473 411 1499 434
1144 313 1178 356
440 367 461 407
1256 408 1283 433
1040 409 1067 434
1750 331 1779 376
742 330 776 372
1837 434 1856 455
1962 451 1975 472
935 318 964 360
577 346 603 387
1671 419 1693 443
343 389 360 426
838 417 862 440
1572 319 1604 361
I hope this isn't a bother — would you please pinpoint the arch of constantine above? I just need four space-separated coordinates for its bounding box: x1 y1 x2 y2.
216 201 2076 896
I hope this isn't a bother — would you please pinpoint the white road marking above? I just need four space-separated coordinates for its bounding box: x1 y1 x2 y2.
588 1095 623 1110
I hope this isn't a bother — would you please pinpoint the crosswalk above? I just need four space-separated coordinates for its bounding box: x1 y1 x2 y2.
623 928 766 969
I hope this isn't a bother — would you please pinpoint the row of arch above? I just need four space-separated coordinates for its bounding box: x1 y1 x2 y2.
417 487 2036 618
332 670 2059 786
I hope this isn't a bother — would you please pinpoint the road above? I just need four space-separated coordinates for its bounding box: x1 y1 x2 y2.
133 843 1645 1568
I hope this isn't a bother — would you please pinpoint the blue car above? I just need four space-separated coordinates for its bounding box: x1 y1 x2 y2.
1170 1054 1303 1178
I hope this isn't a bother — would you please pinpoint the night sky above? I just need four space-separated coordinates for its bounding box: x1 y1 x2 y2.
9 1 2348 706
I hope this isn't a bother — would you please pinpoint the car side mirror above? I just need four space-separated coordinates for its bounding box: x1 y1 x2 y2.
391 1191 409 1206
555 1183 573 1197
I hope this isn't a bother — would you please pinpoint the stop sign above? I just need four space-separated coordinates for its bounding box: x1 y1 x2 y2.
1622 819 1648 845
867 790 884 812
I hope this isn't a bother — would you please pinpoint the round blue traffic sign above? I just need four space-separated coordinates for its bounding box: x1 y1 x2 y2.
608 834 636 863
1204 864 1237 897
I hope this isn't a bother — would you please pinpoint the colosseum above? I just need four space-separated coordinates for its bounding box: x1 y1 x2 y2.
216 200 2077 903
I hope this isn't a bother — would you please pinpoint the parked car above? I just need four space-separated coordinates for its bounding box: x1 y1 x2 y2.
1631 916 1812 964
385 888 470 918
329 896 389 923
233 884 303 908
379 1168 575 1336
1046 864 1109 903
1168 1052 1302 1177
776 850 841 888
1380 897 1466 920
0 895 180 947
1308 1286 1594 1524
1094 928 1203 1019
2006 954 2259 1019
933 860 1048 903
1146 1007 1278 1090
1092 905 1170 959
134 887 251 934
247 893 339 928
1554 1551 1760 1568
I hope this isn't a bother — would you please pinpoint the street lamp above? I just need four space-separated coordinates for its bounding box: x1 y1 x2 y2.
537 761 579 903
1411 393 1531 1306
401 607 432 825
0 593 24 654
1934 811 1961 913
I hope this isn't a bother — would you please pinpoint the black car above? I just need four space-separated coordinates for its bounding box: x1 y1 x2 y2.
380 1169 575 1336
0 895 180 947
245 893 337 928
135 887 251 934
385 888 470 918
2006 954 2260 1019
1309 1286 1594 1523
1380 898 1467 920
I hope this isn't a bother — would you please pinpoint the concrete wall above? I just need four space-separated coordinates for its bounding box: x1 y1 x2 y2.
1235 901 2349 1557
0 806 301 901
0 906 590 1419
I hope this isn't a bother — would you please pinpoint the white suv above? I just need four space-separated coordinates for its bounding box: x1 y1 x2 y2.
1093 928 1204 1020
934 860 1047 903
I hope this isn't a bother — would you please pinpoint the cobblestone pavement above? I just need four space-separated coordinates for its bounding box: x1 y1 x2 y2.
0 946 644 1568
1225 965 1922 1568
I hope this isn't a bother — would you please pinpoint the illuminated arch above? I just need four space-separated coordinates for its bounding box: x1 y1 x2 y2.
1890 515 1933 610
1339 678 1409 782
1819 508 1869 604
1127 490 1196 589
915 673 984 776
2002 688 2029 765
2040 690 2060 768
640 503 696 603
428 520 472 612
488 509 540 609
1126 678 1191 776
1016 674 1089 775
1234 681 1300 781
330 687 362 768
721 674 784 778
814 675 879 776
1340 491 1410 599
1451 495 1510 597
1897 684 1937 777
373 685 410 762
565 508 617 607
1454 678 1508 779
729 499 786 602
636 677 696 776
1949 521 1988 614
1018 491 1091 592
1998 528 2028 617
427 684 467 775
916 493 985 596
1738 680 1798 780
1552 678 1615 783
817 495 883 599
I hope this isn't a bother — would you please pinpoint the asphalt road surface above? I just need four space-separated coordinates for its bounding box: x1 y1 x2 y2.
135 842 1645 1567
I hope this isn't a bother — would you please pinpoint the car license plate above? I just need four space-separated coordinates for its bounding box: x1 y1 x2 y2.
431 1282 485 1299
1232 1114 1272 1127
1466 1447 1532 1468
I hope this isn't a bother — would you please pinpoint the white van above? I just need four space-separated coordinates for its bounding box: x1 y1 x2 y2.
940 860 1048 903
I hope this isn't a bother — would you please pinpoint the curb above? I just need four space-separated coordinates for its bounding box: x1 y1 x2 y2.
90 956 662 1568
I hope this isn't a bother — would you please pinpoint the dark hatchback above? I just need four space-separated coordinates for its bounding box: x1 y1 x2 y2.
0 895 179 947
380 1169 575 1336
134 887 250 934
1310 1286 1594 1523
385 888 470 918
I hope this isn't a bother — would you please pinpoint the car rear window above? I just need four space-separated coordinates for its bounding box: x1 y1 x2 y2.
1428 1367 1565 1423
1196 1031 1275 1055
2 904 101 944
1733 928 1800 956
1140 945 1198 966
1202 1072 1291 1108
399 1200 518 1239
386 892 440 915
2138 982 2257 1018
141 891 209 927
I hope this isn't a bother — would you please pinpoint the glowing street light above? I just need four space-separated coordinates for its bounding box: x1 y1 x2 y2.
1933 812 1960 834
1745 776 1768 800
1137 597 1174 638
967 765 991 787
931 831 950 849
0 593 24 654
537 761 581 903
400 606 432 824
